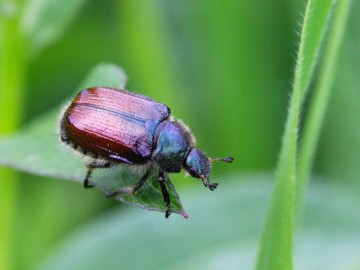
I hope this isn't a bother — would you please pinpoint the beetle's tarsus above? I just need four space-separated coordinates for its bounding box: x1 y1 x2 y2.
84 181 95 188
200 175 218 191
105 186 134 197
84 161 112 189
83 168 95 188
106 191 118 197
84 179 95 188
105 169 151 198
165 209 171 218
132 170 151 193
208 182 218 191
158 171 171 218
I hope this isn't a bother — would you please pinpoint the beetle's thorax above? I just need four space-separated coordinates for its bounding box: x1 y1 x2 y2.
151 120 195 173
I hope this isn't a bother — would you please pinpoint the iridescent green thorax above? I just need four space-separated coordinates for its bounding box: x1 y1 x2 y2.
152 120 195 173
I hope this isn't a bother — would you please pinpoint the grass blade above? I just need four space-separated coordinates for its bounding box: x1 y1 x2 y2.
296 0 352 218
255 0 335 269
299 0 335 103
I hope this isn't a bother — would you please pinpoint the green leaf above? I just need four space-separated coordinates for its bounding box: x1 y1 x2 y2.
0 63 187 218
91 168 186 217
76 63 128 91
38 173 360 270
20 0 87 56
256 1 336 269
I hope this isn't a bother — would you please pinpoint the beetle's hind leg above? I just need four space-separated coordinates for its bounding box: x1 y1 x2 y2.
84 160 111 188
158 170 171 218
106 168 151 197
105 168 172 218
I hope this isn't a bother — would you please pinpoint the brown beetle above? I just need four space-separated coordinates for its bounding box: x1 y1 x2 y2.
60 87 233 217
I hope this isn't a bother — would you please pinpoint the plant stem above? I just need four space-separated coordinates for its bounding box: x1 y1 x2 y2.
295 0 352 219
0 1 27 269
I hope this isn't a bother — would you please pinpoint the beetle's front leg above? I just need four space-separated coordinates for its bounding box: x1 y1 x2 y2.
200 175 218 191
84 160 111 188
158 170 171 218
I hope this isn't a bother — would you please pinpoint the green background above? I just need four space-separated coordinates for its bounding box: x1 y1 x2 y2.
0 1 359 269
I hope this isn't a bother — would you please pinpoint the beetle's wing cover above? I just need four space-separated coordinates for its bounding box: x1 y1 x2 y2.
77 87 171 122
62 87 171 164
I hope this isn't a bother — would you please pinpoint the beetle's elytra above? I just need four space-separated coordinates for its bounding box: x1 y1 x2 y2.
60 87 233 218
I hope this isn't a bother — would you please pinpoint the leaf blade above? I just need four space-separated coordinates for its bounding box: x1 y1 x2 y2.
38 174 360 270
20 0 87 56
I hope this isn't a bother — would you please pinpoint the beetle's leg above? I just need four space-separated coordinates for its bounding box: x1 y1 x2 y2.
83 167 94 188
84 161 111 188
106 168 151 197
200 175 218 191
158 170 171 218
132 169 151 194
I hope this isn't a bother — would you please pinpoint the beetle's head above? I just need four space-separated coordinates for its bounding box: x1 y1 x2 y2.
184 148 233 190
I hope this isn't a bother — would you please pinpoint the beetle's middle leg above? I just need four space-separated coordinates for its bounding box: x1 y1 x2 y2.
84 160 111 188
158 170 171 218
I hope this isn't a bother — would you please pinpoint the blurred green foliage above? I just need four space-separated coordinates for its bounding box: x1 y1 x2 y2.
26 0 294 169
0 0 359 269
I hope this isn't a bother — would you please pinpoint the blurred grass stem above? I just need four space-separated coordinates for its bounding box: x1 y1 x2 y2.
0 1 27 269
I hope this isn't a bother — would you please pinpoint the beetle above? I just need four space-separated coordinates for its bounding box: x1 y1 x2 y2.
60 87 233 218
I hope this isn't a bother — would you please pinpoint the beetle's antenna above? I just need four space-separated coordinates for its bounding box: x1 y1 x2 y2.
210 157 234 163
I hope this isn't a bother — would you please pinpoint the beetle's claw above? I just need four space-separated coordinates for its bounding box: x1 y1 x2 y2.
84 182 95 188
83 179 95 189
106 191 119 197
208 182 218 191
106 186 136 197
202 182 218 190
164 199 171 218
125 186 136 195
200 176 218 191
